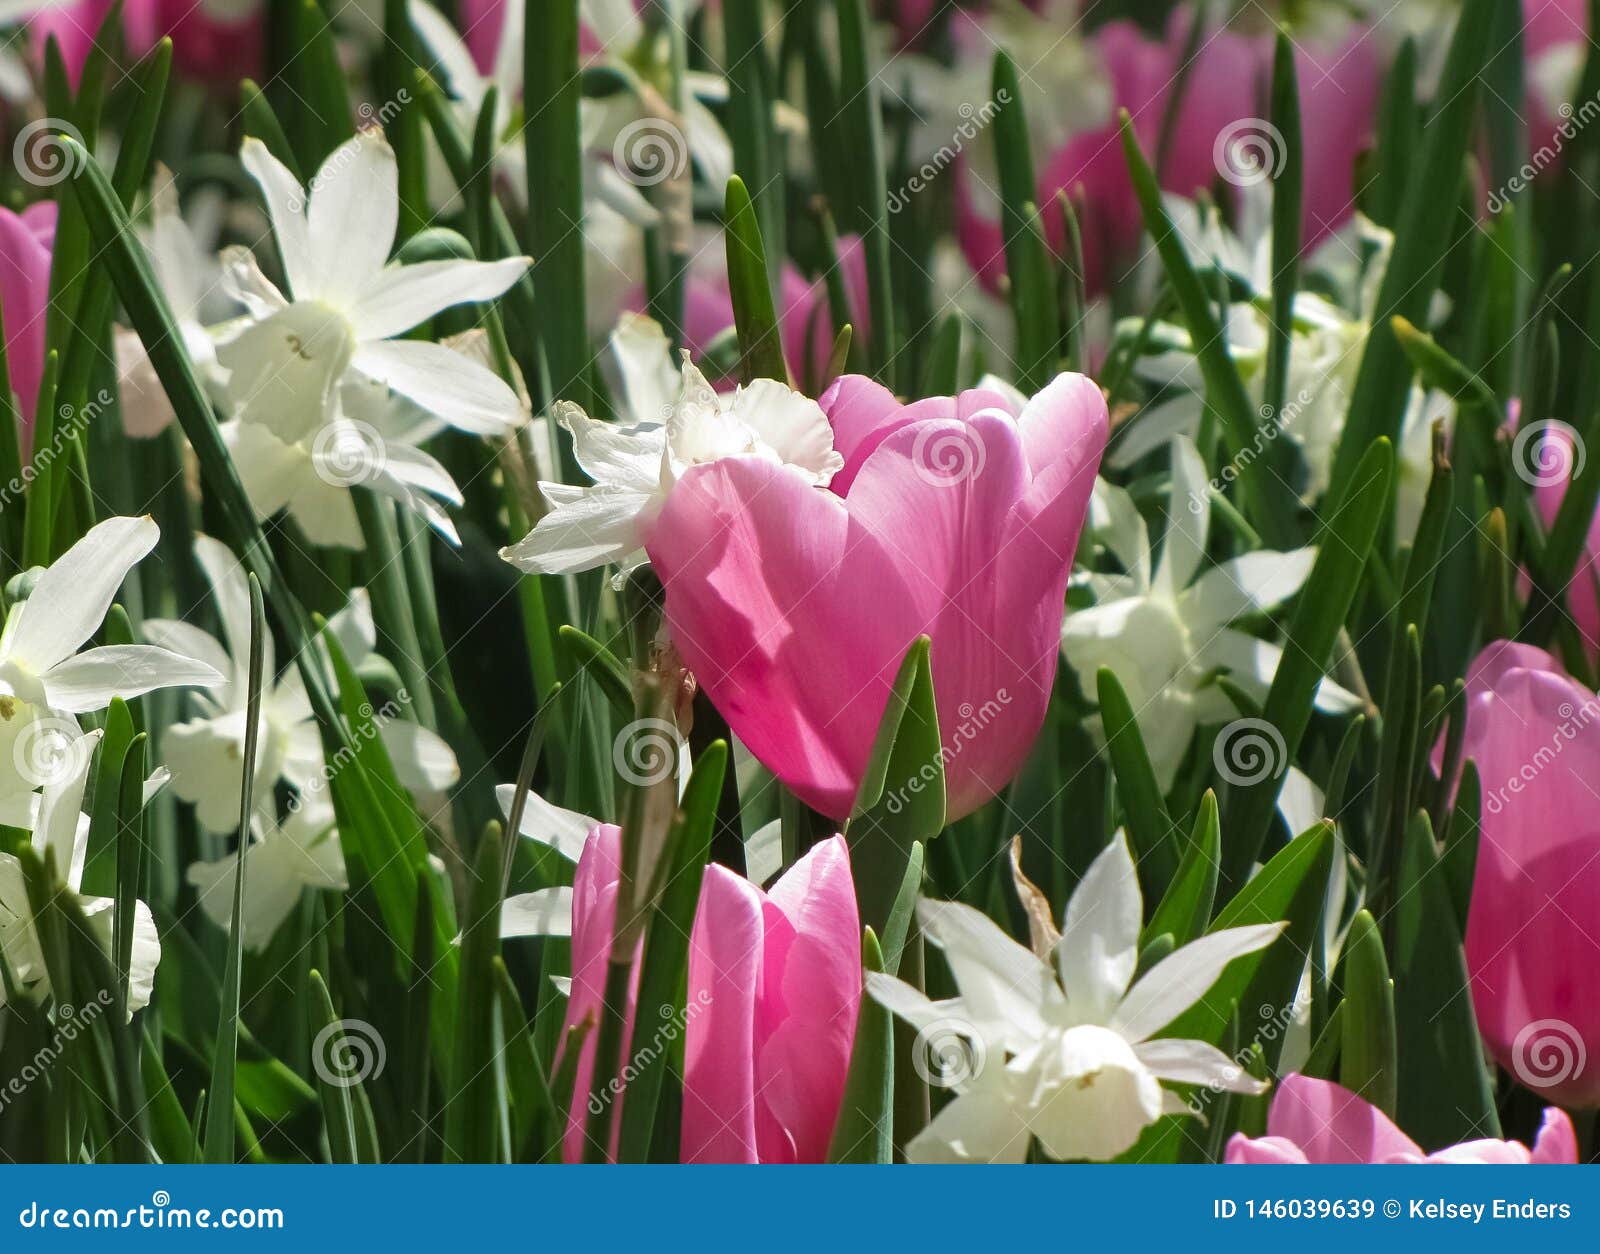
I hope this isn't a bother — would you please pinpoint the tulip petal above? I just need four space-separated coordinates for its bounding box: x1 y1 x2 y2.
1263 1074 1421 1164
682 864 765 1163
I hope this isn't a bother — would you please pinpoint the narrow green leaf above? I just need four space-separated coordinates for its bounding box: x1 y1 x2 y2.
1393 810 1499 1146
1338 910 1397 1117
723 175 788 383
1225 439 1393 879
446 823 509 1163
1120 113 1296 545
202 574 265 1164
1323 0 1495 510
1097 667 1178 893
826 928 892 1163
846 637 944 933
1145 791 1220 946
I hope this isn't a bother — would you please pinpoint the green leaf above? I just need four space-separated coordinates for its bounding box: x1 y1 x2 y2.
992 52 1059 393
239 78 301 179
921 314 963 395
615 740 725 1161
286 0 355 169
557 625 632 717
1145 791 1220 946
878 841 925 977
1393 810 1499 1146
307 970 363 1163
1260 33 1302 447
523 0 592 412
826 928 892 1163
1337 910 1397 1117
846 637 944 933
1119 112 1296 546
111 733 148 1019
202 573 265 1164
831 0 897 388
1165 823 1335 1053
446 823 509 1163
1322 0 1495 511
1097 667 1178 894
723 175 788 384
1224 439 1393 879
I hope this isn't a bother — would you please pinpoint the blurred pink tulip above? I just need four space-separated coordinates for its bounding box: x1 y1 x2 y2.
645 372 1106 820
956 16 1379 294
682 834 860 1163
0 201 56 446
32 0 261 84
559 828 860 1163
1226 1074 1577 1163
1453 639 1600 1107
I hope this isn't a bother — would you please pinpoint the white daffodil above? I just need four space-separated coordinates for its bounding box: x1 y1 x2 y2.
1114 194 1456 536
500 313 844 578
0 730 162 1015
1063 439 1359 788
186 797 347 952
144 535 459 833
117 171 239 438
0 516 221 823
409 0 732 333
215 131 528 544
490 782 594 940
869 832 1282 1162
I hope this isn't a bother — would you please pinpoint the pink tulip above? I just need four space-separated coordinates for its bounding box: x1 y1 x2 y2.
955 16 1379 295
1449 640 1600 1108
558 829 861 1163
460 0 508 73
30 0 261 84
555 823 640 1164
1530 417 1600 659
0 202 57 446
683 834 860 1163
645 372 1106 821
1227 1074 1577 1163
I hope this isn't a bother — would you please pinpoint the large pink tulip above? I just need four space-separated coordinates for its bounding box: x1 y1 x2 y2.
559 829 861 1163
1227 1074 1577 1163
1453 640 1600 1107
0 202 57 446
646 372 1106 820
683 834 860 1163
